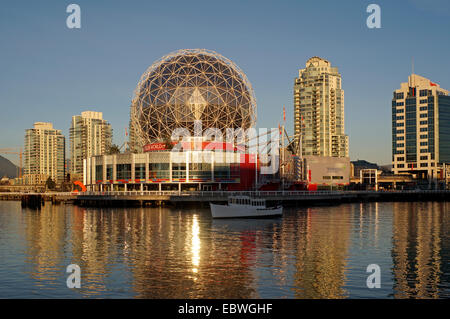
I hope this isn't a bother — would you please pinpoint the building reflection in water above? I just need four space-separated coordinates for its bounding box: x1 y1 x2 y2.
23 204 67 288
291 206 351 298
392 202 449 299
18 201 450 298
191 215 200 275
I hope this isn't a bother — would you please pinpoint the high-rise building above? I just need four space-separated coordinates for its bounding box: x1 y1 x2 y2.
70 111 112 178
392 74 450 178
294 57 348 157
24 122 65 185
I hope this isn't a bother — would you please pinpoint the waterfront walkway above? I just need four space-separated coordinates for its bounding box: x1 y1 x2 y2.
1 190 450 207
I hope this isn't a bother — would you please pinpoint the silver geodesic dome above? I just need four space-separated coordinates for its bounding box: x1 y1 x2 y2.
129 49 256 150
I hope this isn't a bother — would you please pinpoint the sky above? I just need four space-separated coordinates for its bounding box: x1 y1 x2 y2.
1 0 449 166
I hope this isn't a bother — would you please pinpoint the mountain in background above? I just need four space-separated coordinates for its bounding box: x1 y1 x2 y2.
0 155 18 178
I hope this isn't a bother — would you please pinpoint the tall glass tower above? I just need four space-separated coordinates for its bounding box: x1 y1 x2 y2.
392 74 450 179
294 57 348 157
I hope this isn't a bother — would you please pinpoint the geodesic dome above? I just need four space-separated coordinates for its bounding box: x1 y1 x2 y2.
130 49 256 149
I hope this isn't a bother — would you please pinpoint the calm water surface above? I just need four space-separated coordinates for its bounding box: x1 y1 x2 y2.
0 201 449 298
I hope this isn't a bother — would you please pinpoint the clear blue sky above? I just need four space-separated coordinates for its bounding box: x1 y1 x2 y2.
1 0 449 165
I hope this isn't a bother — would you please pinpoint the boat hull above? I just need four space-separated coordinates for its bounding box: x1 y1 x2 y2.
210 203 283 219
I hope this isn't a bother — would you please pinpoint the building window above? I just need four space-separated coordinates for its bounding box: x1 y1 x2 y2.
116 164 131 180
396 116 404 120
420 127 428 132
420 134 428 139
95 165 103 181
420 148 428 153
189 163 212 180
214 163 230 179
396 102 404 106
172 163 186 179
396 136 404 141
397 157 405 161
397 164 404 168
420 163 428 167
419 89 428 97
395 92 404 99
420 121 428 125
420 156 428 160
106 164 113 180
420 113 428 118
135 163 145 179
149 163 170 179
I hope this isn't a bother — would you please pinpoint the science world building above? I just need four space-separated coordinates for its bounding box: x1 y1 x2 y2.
83 49 261 191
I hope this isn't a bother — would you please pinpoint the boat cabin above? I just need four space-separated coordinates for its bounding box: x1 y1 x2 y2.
228 196 266 207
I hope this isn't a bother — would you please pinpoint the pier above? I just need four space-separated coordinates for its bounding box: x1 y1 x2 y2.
1 190 450 207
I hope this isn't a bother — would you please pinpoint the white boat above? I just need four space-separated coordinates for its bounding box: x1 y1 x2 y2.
210 196 283 219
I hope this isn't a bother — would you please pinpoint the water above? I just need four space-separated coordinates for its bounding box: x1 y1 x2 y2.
0 201 449 299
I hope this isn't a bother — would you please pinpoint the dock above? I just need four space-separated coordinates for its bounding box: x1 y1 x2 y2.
1 190 450 208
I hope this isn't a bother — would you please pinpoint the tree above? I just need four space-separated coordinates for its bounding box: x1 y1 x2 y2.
164 137 174 150
108 144 121 155
45 177 56 190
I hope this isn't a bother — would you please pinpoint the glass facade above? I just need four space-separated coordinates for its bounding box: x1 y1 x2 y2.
95 165 103 181
438 96 450 163
116 164 131 180
149 163 170 179
106 164 113 180
214 163 230 179
172 163 186 179
392 75 450 175
405 98 417 162
87 151 249 189
428 97 435 160
392 100 397 160
189 163 212 180
135 163 145 179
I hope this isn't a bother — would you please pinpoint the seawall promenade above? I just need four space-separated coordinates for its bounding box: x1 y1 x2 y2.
1 190 449 208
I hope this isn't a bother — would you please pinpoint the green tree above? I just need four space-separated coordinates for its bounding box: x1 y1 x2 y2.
164 137 174 150
45 177 56 190
108 144 121 154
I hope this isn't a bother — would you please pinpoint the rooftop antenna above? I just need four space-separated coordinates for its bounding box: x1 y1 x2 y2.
408 57 415 88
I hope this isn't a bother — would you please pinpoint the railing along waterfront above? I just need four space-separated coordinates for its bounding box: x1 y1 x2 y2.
79 190 347 197
1 189 450 198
